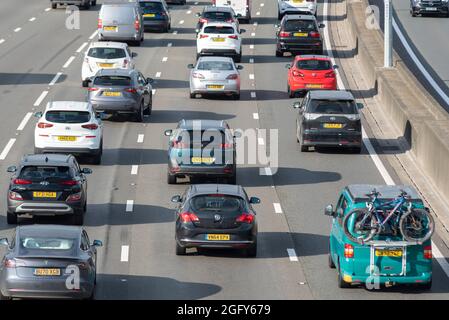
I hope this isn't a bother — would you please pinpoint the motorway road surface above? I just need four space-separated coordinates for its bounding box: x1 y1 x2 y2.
0 0 448 299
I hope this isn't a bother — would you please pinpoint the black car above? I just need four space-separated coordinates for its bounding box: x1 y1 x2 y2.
275 14 325 57
410 0 449 17
0 225 102 300
172 184 260 257
293 90 362 153
139 0 171 32
6 154 92 225
195 6 239 32
164 119 239 184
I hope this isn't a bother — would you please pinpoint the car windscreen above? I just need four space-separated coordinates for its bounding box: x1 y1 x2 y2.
297 59 331 70
139 2 164 12
174 129 229 148
19 166 73 181
190 195 247 213
203 26 235 34
203 11 233 20
18 236 77 257
308 99 357 114
197 61 234 71
45 111 91 124
93 76 132 86
283 20 317 32
87 47 126 59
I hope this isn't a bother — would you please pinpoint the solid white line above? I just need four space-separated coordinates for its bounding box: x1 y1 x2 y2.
120 245 129 262
250 44 254 49
17 113 33 131
249 74 255 80
273 203 283 213
126 200 134 212
250 91 256 98
152 89 156 95
76 42 88 53
33 91 48 107
49 72 63 86
137 134 144 143
162 57 168 62
167 42 173 47
29 17 36 22
432 243 449 279
89 30 98 40
155 72 161 78
258 137 264 145
392 19 449 106
131 165 139 175
45 7 51 12
253 113 259 119
63 56 75 68
0 139 16 160
249 58 254 63
14 27 21 33
0 39 5 44
287 248 298 262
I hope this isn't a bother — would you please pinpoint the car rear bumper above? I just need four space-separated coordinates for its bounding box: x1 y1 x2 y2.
98 32 141 42
7 201 83 216
340 272 432 286
277 40 322 53
143 20 169 29
190 79 240 94
302 131 362 147
169 164 236 177
35 147 101 155
90 99 139 114
199 49 240 57
290 81 337 92
412 5 448 14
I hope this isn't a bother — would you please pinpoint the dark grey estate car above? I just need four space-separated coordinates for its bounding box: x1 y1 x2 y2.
88 68 153 122
51 0 96 10
0 225 102 300
6 154 92 225
293 90 362 153
410 0 449 17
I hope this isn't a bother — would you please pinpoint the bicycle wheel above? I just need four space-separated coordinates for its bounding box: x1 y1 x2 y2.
399 208 434 243
343 209 379 244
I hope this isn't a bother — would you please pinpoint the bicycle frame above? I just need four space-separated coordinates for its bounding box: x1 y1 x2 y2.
365 193 410 229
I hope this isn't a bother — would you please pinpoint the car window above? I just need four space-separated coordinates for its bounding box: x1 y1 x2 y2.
308 99 357 114
87 48 126 59
19 166 73 181
174 129 228 148
203 12 233 20
283 20 317 32
190 194 248 213
45 111 91 124
93 76 132 86
297 59 331 70
139 1 164 12
80 233 89 251
197 61 234 71
336 195 348 225
19 237 76 256
203 26 235 34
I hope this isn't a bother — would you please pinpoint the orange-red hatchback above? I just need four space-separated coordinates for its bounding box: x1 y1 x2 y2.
286 55 337 98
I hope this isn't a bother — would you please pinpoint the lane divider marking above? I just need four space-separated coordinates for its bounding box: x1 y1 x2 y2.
120 245 129 262
173 30 178 35
33 91 49 107
126 200 134 212
49 72 63 86
251 32 256 37
253 113 259 119
14 28 21 33
137 134 144 143
273 203 283 213
179 20 185 24
256 11 260 16
17 113 33 131
162 57 168 62
45 7 51 12
63 56 75 69
187 10 192 14
249 58 254 63
249 74 255 80
76 42 88 53
152 89 156 95
0 39 5 44
168 42 173 47
250 44 254 49
251 91 256 98
29 17 36 22
89 30 98 40
155 72 161 78
0 139 16 160
287 248 298 261
131 165 139 175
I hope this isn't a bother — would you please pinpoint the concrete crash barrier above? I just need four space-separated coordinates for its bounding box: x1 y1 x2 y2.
343 0 449 200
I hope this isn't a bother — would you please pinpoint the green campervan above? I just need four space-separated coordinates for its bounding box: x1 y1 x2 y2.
325 184 433 289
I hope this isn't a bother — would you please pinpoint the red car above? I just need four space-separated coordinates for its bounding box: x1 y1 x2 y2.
286 55 337 98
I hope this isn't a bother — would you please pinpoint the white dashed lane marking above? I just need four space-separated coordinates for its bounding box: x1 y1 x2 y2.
89 30 98 40
17 113 33 131
137 134 144 143
49 72 63 86
256 11 260 15
287 248 298 262
173 30 178 35
152 89 156 95
249 58 254 63
0 139 16 160
120 245 129 262
126 200 134 212
131 165 139 175
0 39 5 44
29 17 36 22
250 92 256 98
167 42 173 47
76 42 88 53
14 28 21 33
162 57 168 62
273 203 283 213
179 20 185 24
155 72 161 78
251 32 255 37
260 167 272 176
63 56 75 68
253 113 259 119
250 44 254 49
249 74 255 80
45 7 51 12
33 91 49 107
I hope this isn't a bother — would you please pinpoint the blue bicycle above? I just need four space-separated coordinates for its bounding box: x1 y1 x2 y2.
343 189 434 244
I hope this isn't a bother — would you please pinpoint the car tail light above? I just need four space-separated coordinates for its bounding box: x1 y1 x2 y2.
13 179 32 185
224 168 233 173
424 245 432 259
199 34 209 39
180 212 199 223
60 180 79 186
81 123 98 130
192 72 205 79
344 244 354 258
236 212 254 224
324 71 335 78
212 0 216 4
310 31 320 38
125 88 137 93
97 18 102 29
8 191 23 201
228 35 238 40
279 31 290 37
292 70 304 77
4 259 24 268
122 59 129 68
226 19 234 23
66 192 82 202
134 19 140 31
87 87 99 91
199 18 208 23
37 122 53 129
226 74 238 80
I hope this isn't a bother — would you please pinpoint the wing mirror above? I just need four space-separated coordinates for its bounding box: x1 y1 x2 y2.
7 166 17 173
236 65 243 70
0 238 9 247
239 29 246 34
285 64 291 69
292 101 302 109
164 129 173 136
132 52 138 58
333 64 339 69
146 77 154 84
171 195 182 203
92 240 103 247
233 130 242 138
81 168 92 174
196 12 201 17
324 204 335 217
357 102 364 110
34 111 43 118
319 23 325 28
187 64 194 69
249 197 261 204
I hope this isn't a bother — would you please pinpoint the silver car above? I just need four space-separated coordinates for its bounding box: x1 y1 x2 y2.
188 56 243 100
98 2 144 46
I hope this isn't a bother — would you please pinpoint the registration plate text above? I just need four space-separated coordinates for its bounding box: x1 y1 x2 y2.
206 234 230 241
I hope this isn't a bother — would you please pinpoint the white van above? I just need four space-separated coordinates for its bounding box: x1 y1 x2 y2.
213 0 251 23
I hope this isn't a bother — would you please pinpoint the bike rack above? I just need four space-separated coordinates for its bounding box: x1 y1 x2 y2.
367 240 417 277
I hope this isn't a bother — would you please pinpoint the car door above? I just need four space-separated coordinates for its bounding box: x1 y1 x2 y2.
73 159 87 195
137 72 149 105
80 231 96 277
297 93 308 134
83 230 97 267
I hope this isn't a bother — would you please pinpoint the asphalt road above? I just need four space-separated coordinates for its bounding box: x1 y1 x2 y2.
0 0 448 299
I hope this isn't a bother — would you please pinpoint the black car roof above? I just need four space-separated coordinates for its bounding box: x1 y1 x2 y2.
284 14 317 21
20 154 73 166
190 184 246 197
177 119 229 130
17 224 81 239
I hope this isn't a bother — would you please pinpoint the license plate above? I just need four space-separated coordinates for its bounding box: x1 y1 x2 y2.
292 0 303 3
426 7 437 10
206 234 230 241
57 136 77 141
191 157 215 164
306 84 323 89
98 63 114 68
375 249 403 257
323 123 343 129
293 32 308 37
207 85 225 90
212 37 225 42
33 191 57 198
103 91 121 97
143 13 156 17
104 26 117 31
34 268 61 276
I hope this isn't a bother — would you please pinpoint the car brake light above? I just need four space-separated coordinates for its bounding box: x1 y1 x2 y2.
344 244 354 258
424 245 432 259
279 31 290 37
125 88 137 93
226 74 238 80
226 19 233 23
199 34 209 39
4 259 23 268
81 123 98 130
180 212 199 223
192 72 205 79
228 35 238 40
66 192 82 202
8 191 23 201
87 87 99 91
324 71 335 78
292 70 304 77
199 18 208 23
13 179 32 185
37 122 53 128
98 18 102 29
60 180 79 186
236 213 254 224
310 31 320 38
123 59 129 68
134 19 140 31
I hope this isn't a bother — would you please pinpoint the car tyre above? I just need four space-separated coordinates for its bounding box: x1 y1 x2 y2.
0 291 11 300
92 142 102 165
91 0 97 6
135 102 144 122
72 212 84 226
410 8 417 17
417 280 432 290
351 146 362 154
277 12 283 20
328 244 336 269
228 172 237 184
246 242 257 257
144 96 152 115
6 211 17 225
176 242 186 255
234 53 242 63
337 260 351 288
288 85 295 98
189 92 196 99
167 172 177 184
51 3 57 9
276 50 283 57
299 135 309 152
232 93 240 100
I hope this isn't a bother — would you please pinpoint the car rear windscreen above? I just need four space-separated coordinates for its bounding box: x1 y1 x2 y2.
197 61 234 70
309 99 357 114
19 166 73 181
18 236 77 257
88 47 126 59
93 76 132 86
283 20 317 32
203 11 233 20
204 26 235 34
45 111 91 124
190 195 246 213
175 129 230 148
297 59 331 70
140 2 164 12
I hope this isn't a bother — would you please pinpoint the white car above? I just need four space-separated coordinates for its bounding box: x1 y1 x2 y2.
277 0 317 19
196 22 245 62
81 41 136 87
34 101 104 164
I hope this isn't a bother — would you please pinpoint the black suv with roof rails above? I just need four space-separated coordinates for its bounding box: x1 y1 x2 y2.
6 154 92 225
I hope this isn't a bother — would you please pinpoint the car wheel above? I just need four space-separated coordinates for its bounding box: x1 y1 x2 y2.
417 280 432 290
135 102 144 122
337 260 351 288
0 291 11 300
299 134 309 152
228 173 237 184
328 244 336 269
6 211 17 225
246 242 257 257
234 53 242 63
351 146 362 154
288 85 295 98
144 96 152 115
167 172 177 184
176 242 186 255
82 80 90 88
189 92 196 99
71 212 84 226
410 8 417 16
196 53 201 60
232 93 240 100
86 289 95 300
91 0 97 6
92 143 102 165
34 147 42 154
278 12 283 20
83 2 91 10
51 3 57 9
276 50 283 57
